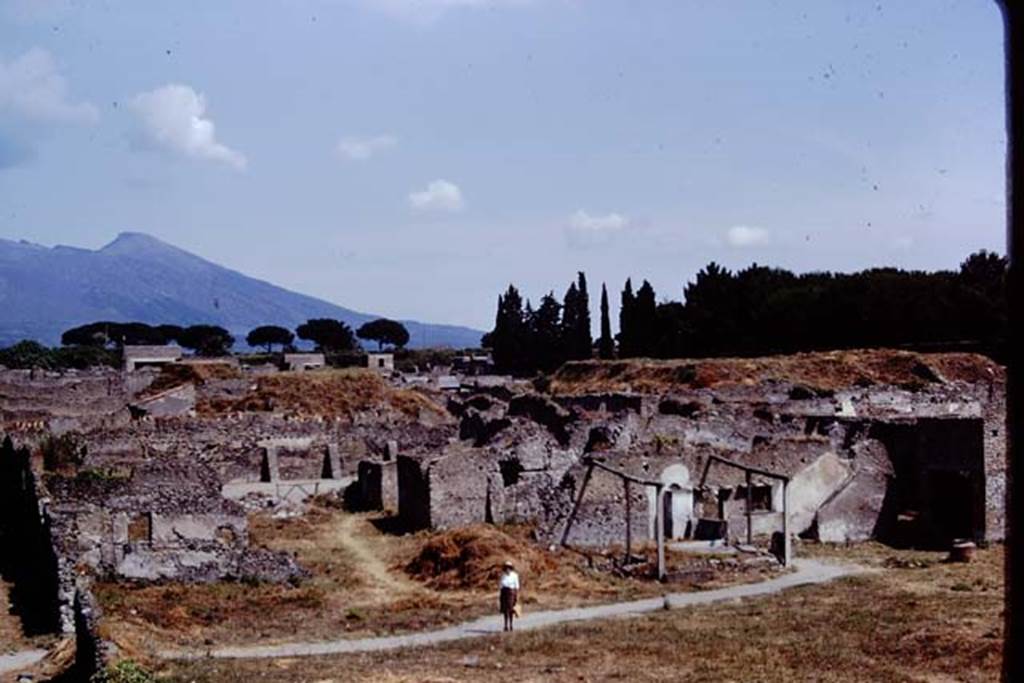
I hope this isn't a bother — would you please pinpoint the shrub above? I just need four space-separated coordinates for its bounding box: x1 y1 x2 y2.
91 660 155 683
0 340 54 369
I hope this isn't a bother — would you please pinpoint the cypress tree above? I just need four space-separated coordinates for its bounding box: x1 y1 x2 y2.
619 278 636 358
562 281 580 359
561 274 593 361
574 272 592 360
599 283 614 359
491 285 528 373
634 280 657 357
530 292 564 371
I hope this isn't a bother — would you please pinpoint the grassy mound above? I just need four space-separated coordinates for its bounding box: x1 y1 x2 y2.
550 349 1003 395
200 369 446 420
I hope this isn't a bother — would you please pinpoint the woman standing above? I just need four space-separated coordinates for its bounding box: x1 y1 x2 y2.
499 560 520 632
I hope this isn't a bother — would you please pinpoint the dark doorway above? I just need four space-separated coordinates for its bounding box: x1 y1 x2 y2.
928 470 976 544
872 418 985 548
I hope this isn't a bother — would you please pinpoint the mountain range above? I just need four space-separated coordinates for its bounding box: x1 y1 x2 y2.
0 232 483 350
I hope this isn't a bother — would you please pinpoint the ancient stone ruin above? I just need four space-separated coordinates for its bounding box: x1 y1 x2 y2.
369 351 1006 556
0 348 1007 675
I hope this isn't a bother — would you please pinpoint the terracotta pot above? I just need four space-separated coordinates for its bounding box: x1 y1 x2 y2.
949 539 976 563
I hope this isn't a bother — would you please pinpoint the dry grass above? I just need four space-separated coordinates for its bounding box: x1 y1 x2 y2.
550 349 1003 395
197 369 447 421
404 524 780 597
96 508 433 652
162 544 1005 683
96 508 779 662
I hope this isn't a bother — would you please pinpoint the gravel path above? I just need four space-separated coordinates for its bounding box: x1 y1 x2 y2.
0 649 48 676
162 558 862 661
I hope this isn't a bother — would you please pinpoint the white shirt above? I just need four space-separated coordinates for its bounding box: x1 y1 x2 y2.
500 570 520 590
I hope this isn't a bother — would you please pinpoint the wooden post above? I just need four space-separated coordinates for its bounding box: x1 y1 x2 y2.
782 479 792 566
745 470 753 545
655 483 666 581
560 462 595 547
624 478 632 562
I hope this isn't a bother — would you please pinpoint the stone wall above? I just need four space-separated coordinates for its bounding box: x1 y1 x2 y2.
0 438 77 634
397 375 1007 550
353 459 398 511
0 368 129 436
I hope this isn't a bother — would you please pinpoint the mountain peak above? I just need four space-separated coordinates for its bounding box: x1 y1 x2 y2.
100 231 171 254
98 231 207 271
0 231 483 349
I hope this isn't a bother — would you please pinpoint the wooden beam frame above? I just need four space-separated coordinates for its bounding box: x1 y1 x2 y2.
562 457 668 580
698 454 792 565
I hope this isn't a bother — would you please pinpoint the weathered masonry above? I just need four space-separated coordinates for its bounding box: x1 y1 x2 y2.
390 352 1006 552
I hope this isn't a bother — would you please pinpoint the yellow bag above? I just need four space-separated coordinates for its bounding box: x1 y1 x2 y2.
513 602 522 617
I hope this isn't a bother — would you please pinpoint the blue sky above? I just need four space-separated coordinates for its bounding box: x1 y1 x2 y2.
0 0 1007 331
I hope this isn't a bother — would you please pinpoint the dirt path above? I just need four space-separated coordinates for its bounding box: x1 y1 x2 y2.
330 514 420 599
161 558 864 661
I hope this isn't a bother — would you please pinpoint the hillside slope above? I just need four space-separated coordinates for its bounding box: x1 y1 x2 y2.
0 232 482 349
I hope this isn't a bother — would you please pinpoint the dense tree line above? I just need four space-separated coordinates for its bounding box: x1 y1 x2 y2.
484 272 594 374
484 251 1007 374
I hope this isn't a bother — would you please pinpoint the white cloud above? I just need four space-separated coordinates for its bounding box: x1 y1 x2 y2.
565 209 631 247
725 225 770 248
129 84 246 170
337 134 397 161
0 48 98 124
365 0 537 23
568 209 629 233
409 179 464 212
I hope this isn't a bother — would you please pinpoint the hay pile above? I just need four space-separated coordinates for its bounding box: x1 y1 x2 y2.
404 525 559 591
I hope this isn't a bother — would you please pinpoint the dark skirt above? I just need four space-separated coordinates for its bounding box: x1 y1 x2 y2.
499 587 518 615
